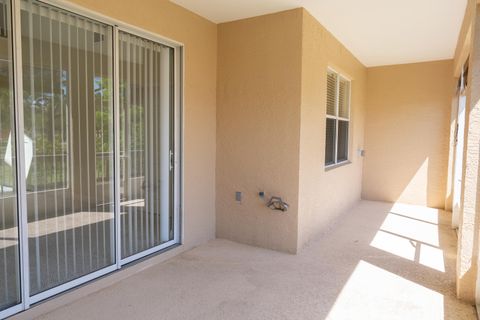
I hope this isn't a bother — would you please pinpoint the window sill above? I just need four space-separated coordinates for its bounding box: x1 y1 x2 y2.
325 160 352 172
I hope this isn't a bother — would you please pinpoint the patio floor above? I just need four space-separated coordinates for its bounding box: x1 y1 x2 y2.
13 201 477 320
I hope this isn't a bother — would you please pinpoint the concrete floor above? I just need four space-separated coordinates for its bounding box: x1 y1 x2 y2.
17 201 478 319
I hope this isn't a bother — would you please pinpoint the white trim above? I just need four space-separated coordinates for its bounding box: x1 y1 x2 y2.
334 71 339 163
325 67 351 168
174 46 183 244
11 0 30 310
327 66 353 82
29 265 117 304
325 160 351 171
120 240 177 266
0 304 23 319
113 26 122 270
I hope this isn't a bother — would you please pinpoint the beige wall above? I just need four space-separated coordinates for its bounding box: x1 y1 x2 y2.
69 0 217 249
297 10 367 249
216 8 368 253
216 9 303 254
454 0 480 304
362 60 453 209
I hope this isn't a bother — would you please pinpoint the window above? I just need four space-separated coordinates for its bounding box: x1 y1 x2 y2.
325 68 351 167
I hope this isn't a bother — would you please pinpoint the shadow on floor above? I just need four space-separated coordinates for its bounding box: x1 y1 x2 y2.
13 200 479 320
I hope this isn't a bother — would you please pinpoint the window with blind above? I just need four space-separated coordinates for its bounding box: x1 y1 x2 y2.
325 69 351 167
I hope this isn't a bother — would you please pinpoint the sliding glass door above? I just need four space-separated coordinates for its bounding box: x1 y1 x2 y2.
0 0 180 317
118 31 174 260
0 0 21 312
20 0 115 295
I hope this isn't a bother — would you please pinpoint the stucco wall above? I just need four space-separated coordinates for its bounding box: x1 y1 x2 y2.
454 0 480 304
69 0 217 249
297 10 367 249
362 60 453 209
216 9 303 254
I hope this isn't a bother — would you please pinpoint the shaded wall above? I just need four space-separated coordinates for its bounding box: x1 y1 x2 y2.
362 60 453 209
70 0 217 248
216 9 303 253
297 10 367 249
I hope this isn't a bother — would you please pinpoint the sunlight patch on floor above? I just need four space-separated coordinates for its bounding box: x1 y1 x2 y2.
370 230 445 272
370 230 416 261
418 243 445 272
369 203 446 272
390 202 441 224
380 214 440 247
326 260 444 320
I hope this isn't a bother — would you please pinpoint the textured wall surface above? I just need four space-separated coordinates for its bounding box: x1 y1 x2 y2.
297 10 367 250
216 9 303 253
362 60 453 209
70 0 218 249
455 1 480 304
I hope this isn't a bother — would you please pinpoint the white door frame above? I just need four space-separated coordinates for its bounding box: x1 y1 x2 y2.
451 67 467 229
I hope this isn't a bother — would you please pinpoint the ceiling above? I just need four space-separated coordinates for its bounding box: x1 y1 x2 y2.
170 0 467 67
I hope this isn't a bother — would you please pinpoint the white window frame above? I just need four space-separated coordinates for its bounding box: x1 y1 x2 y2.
325 67 351 169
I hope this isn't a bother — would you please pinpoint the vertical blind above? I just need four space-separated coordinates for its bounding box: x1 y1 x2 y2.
0 0 21 311
118 31 173 259
20 0 115 295
0 0 178 314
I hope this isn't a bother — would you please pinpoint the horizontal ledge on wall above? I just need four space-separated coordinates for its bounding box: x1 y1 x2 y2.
325 161 352 172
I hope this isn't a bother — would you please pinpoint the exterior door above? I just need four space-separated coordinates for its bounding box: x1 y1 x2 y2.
0 1 181 317
118 31 175 263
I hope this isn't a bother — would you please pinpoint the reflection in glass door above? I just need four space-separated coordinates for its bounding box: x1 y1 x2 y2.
0 0 180 316
0 0 21 312
118 31 174 260
20 0 115 295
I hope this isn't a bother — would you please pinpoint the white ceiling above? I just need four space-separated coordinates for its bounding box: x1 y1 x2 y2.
170 0 467 67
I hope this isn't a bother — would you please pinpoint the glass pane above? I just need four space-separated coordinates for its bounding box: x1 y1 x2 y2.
0 0 21 311
338 77 350 119
21 0 115 295
337 120 349 162
325 118 336 166
119 32 174 259
326 71 336 116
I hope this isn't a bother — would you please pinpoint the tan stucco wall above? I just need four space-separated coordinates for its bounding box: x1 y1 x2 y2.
216 8 368 253
297 10 367 249
216 9 303 254
69 0 217 249
362 60 453 209
455 1 480 304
